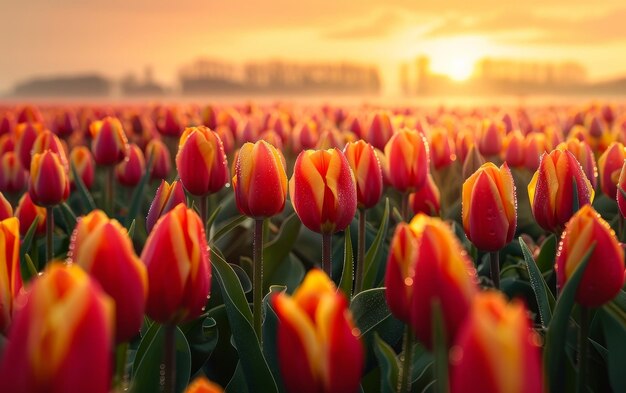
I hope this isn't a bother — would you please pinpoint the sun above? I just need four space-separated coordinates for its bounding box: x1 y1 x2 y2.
423 36 489 82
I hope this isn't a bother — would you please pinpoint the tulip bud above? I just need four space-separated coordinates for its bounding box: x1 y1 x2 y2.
556 138 598 189
140 204 211 324
384 128 430 192
184 376 224 393
68 210 148 341
201 105 218 129
69 146 95 190
408 214 478 349
556 205 625 307
29 150 70 207
292 119 319 153
365 111 394 150
528 150 594 233
502 130 525 167
523 132 549 172
455 130 474 164
176 126 229 196
384 223 418 324
145 139 172 180
15 193 46 237
15 122 44 169
449 292 543 393
0 134 15 155
89 116 130 166
272 269 364 393
477 119 503 157
233 141 288 218
31 130 68 168
0 112 14 136
429 127 456 169
290 148 357 234
0 152 28 194
409 174 441 216
52 109 79 138
146 180 187 234
157 106 184 137
462 162 517 251
0 217 20 332
462 145 485 180
16 105 43 124
0 192 12 220
115 143 145 187
598 142 626 198
343 140 383 209
0 263 114 393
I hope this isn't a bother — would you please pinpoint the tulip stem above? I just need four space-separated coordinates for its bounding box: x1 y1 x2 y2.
163 323 176 393
253 218 264 344
114 342 129 389
105 166 115 216
577 306 590 393
322 233 332 278
397 325 414 393
489 251 500 289
45 207 54 263
401 192 410 222
200 195 209 228
355 209 366 294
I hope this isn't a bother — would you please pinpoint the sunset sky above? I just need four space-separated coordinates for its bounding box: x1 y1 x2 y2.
2 0 626 94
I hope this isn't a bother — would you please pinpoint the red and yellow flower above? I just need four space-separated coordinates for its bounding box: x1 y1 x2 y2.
146 180 187 234
342 140 383 210
89 116 129 166
384 128 430 192
0 217 21 332
29 150 70 207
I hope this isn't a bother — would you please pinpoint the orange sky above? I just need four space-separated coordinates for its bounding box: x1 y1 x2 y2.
2 0 626 94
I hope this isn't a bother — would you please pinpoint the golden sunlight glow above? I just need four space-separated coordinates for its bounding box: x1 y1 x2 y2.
426 37 492 82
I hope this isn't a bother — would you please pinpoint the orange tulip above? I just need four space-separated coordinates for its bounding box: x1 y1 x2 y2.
449 292 543 393
502 130 525 167
384 128 430 192
233 140 288 218
69 146 95 190
184 376 224 393
556 138 598 189
0 217 20 332
145 139 172 180
68 210 148 342
598 142 626 198
528 149 594 233
409 174 440 216
272 269 363 393
140 204 211 324
463 162 517 251
0 263 114 393
176 126 229 196
29 150 70 207
365 111 394 150
15 193 46 237
146 180 187 234
556 205 625 307
89 116 129 166
343 140 383 209
289 148 357 234
115 143 146 187
0 151 28 194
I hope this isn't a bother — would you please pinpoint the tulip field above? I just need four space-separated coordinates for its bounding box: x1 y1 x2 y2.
1 102 626 393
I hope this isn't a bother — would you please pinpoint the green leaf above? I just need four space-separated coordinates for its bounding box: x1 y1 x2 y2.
362 198 389 290
179 316 219 374
543 243 595 393
22 254 38 282
263 213 301 290
230 263 252 294
127 219 136 239
536 233 557 273
125 154 154 228
20 216 40 281
226 362 250 393
519 237 555 327
339 227 354 298
59 203 77 232
603 290 626 327
373 333 399 393
431 300 449 393
211 215 248 243
600 307 626 392
131 323 191 393
70 161 97 212
206 205 222 235
211 250 278 393
263 285 287 393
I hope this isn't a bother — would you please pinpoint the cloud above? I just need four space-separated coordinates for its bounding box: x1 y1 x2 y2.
424 7 626 44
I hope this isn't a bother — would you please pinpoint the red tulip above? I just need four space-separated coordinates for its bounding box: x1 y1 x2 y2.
116 143 145 187
384 128 430 192
15 122 44 169
15 193 46 237
343 140 383 209
598 142 626 198
0 152 28 194
145 139 172 180
146 180 187 234
69 146 95 190
29 151 70 207
140 204 211 324
0 217 20 332
89 116 129 166
409 174 440 216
